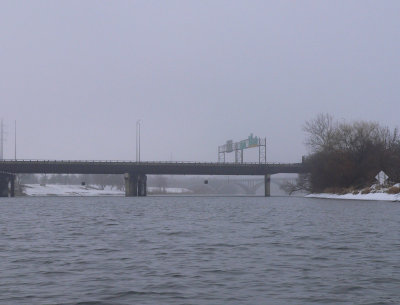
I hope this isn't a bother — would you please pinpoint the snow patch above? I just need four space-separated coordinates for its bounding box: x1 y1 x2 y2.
147 187 192 194
23 184 123 196
307 187 400 202
22 184 193 196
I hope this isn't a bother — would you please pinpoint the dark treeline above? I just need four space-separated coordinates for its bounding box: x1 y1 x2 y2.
292 114 400 193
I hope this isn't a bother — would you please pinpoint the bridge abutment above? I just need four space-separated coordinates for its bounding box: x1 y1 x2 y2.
124 173 147 197
264 174 271 197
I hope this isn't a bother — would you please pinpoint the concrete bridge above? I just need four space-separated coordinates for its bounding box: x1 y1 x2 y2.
0 160 306 197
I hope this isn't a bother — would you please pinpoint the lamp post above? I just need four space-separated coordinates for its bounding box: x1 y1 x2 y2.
136 120 141 162
0 119 3 160
14 120 17 160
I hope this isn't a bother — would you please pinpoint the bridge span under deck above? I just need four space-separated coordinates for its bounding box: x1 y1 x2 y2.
0 160 306 197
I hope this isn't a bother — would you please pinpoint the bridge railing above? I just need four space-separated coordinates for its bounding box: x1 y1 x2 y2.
0 159 303 166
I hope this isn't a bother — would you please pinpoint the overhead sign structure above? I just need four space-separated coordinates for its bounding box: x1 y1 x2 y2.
218 134 266 164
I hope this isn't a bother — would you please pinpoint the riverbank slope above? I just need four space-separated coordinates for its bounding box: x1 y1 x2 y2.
307 184 400 201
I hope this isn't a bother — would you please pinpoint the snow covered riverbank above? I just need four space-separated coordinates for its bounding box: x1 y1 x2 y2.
22 184 192 196
306 184 400 201
306 192 400 201
22 184 124 196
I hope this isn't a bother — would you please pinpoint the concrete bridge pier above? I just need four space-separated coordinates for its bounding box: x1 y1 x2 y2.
138 174 147 197
10 177 15 197
124 173 147 197
125 173 138 197
0 174 15 197
264 174 271 197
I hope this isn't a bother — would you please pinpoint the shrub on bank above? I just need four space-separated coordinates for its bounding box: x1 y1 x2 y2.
387 186 400 194
361 187 371 194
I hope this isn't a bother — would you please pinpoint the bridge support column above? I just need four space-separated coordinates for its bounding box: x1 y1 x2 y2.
264 174 271 197
0 175 8 197
124 173 138 197
138 174 147 197
0 174 14 197
124 173 147 197
10 176 15 197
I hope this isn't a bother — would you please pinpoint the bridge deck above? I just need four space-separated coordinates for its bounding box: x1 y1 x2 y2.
0 160 305 175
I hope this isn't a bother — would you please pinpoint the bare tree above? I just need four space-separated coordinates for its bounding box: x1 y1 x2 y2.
302 114 400 192
303 113 338 153
280 174 311 195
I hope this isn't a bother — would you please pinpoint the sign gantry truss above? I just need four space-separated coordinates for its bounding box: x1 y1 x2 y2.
218 134 266 164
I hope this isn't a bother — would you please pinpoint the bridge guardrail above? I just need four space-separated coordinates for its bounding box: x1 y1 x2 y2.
0 159 303 166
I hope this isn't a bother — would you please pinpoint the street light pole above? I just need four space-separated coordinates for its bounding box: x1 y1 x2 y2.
139 121 141 162
14 120 17 160
136 120 141 162
0 119 3 160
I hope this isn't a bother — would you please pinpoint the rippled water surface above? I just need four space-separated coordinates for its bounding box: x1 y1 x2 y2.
0 196 399 304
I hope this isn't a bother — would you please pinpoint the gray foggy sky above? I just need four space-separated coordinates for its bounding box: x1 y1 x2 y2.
1 1 399 162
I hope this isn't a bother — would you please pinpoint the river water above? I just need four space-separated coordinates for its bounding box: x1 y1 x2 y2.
0 196 399 305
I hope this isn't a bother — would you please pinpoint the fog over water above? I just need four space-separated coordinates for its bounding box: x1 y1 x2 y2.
1 1 399 162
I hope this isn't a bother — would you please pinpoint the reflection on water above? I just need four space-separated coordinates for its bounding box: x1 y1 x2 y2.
0 196 399 304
